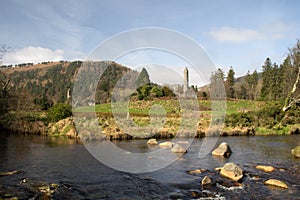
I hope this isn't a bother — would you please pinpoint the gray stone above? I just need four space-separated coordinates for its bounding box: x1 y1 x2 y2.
171 144 187 153
219 163 243 181
147 138 158 145
159 141 174 148
291 146 300 158
212 142 232 157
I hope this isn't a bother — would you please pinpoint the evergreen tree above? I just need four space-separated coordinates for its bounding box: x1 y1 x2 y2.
226 67 235 98
245 71 253 99
271 63 283 100
281 56 297 99
260 57 273 100
251 70 259 99
210 68 225 84
210 68 225 99
136 68 150 87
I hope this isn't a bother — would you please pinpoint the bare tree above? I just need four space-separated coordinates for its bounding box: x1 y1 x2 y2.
283 40 300 112
0 44 11 115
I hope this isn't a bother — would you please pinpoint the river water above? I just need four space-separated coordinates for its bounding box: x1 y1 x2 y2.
0 134 299 199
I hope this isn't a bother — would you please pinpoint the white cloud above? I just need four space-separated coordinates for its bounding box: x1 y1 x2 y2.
209 22 295 43
209 27 264 43
262 22 294 40
2 46 64 65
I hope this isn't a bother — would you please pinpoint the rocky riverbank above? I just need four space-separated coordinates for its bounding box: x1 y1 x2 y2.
1 115 300 140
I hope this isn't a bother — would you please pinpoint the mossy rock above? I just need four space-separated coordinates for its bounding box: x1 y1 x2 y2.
291 146 300 158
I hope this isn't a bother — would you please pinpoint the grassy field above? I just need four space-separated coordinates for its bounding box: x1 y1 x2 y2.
73 99 266 115
72 99 280 137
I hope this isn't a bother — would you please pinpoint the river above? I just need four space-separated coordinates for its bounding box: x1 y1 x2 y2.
0 134 299 199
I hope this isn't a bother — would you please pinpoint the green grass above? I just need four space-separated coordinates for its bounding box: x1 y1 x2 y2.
225 100 266 115
73 99 267 116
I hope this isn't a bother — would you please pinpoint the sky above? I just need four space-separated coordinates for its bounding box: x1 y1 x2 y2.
1 0 300 86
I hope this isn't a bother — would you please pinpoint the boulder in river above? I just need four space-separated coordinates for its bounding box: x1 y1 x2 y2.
264 179 288 189
147 138 158 145
291 146 300 158
212 142 232 157
171 144 187 153
159 141 173 148
219 163 243 181
255 165 275 173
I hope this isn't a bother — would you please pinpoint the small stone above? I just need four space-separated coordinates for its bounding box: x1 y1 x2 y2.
219 163 243 181
188 169 204 174
212 142 232 157
215 167 222 171
202 176 212 186
50 183 58 190
255 165 275 173
147 138 158 145
264 179 288 189
291 146 300 158
171 144 187 153
177 141 189 144
159 141 173 148
251 176 261 181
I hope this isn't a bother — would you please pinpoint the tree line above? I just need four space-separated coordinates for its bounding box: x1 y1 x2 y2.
207 40 300 103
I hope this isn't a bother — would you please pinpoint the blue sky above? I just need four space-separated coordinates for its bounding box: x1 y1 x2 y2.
1 0 299 85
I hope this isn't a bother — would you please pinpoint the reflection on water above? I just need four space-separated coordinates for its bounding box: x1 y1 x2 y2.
0 133 299 199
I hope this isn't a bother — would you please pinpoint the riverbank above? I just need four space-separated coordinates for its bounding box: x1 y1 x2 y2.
1 114 299 140
1 99 299 139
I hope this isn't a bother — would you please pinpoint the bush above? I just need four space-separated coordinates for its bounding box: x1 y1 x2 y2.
225 102 286 129
225 112 255 127
47 103 72 122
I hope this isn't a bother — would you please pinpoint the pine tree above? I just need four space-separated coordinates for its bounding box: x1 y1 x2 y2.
136 68 150 87
251 70 259 99
226 67 235 98
210 68 225 99
260 58 273 100
271 63 283 100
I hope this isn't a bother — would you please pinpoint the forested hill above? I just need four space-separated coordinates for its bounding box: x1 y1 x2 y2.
0 61 132 111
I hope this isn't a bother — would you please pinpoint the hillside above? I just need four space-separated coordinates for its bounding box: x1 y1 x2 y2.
0 61 132 111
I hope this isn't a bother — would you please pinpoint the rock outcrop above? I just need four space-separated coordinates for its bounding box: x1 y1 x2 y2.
264 179 288 189
291 146 300 158
212 142 232 157
219 163 243 181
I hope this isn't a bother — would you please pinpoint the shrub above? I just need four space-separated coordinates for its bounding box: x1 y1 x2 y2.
47 103 72 122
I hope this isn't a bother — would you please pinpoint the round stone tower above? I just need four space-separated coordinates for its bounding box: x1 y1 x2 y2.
183 67 189 94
